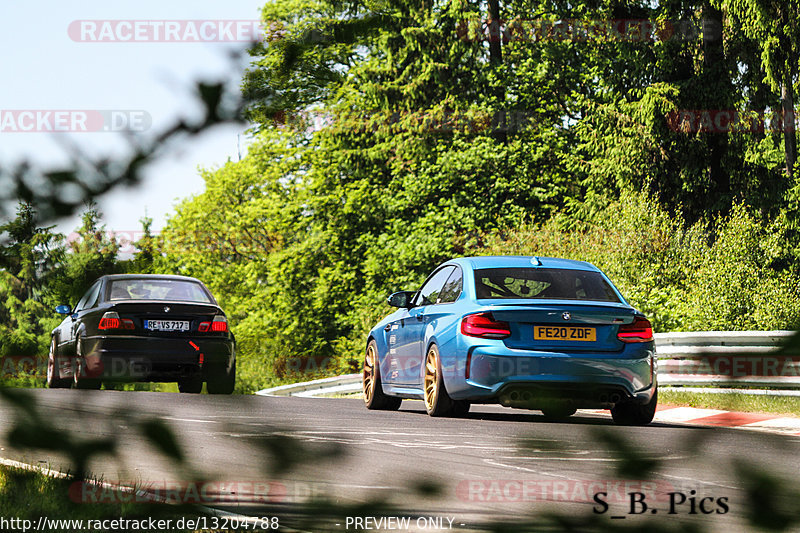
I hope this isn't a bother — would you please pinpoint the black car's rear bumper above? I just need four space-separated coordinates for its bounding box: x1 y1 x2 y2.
80 335 234 382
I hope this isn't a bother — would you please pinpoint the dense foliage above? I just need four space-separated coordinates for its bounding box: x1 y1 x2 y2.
0 203 150 386
3 0 800 393
152 0 800 392
480 193 800 333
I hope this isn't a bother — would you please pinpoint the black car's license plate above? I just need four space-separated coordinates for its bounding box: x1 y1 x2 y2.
145 320 190 332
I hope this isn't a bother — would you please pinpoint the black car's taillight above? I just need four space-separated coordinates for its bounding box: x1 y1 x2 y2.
98 311 134 330
617 317 653 343
461 313 511 339
199 315 228 333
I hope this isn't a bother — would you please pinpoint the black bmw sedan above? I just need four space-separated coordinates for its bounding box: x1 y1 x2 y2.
47 274 235 393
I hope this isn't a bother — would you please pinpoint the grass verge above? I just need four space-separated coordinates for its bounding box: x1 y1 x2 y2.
660 388 800 417
0 465 219 531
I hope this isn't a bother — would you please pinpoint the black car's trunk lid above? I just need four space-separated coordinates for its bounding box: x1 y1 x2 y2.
107 301 223 337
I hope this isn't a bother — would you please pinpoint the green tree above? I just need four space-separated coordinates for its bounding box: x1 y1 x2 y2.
0 203 65 357
49 202 121 306
715 0 800 178
128 216 157 274
158 131 307 391
157 0 800 390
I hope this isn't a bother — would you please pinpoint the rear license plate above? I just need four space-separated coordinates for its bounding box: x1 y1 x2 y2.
534 326 596 342
145 320 189 332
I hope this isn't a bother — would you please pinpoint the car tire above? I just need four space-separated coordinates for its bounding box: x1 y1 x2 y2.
611 388 658 426
46 338 71 389
363 340 402 410
423 344 469 417
178 374 203 393
207 361 236 395
541 405 577 420
73 337 101 390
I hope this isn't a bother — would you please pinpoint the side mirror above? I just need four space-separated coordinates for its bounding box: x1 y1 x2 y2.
55 305 71 315
387 291 415 309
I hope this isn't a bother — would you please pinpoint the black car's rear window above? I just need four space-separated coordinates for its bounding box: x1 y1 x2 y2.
108 279 213 303
474 268 621 303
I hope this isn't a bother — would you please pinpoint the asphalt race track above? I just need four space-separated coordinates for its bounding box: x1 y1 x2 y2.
1 389 798 532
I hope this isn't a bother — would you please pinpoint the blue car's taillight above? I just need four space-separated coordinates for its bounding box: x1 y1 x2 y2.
461 313 511 339
617 317 653 343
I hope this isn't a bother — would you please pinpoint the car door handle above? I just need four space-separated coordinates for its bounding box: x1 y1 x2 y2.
416 315 424 321
384 324 391 332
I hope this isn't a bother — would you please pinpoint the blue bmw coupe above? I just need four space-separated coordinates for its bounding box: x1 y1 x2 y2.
362 256 657 425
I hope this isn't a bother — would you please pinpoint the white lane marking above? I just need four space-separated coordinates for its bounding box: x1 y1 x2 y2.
652 407 727 423
659 473 741 491
295 430 480 437
508 454 692 462
285 429 604 452
361 439 517 451
483 458 586 476
162 417 215 423
493 456 622 463
278 430 520 451
505 450 591 456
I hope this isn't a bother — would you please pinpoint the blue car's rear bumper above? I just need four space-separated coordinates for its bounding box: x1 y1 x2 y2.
444 341 656 408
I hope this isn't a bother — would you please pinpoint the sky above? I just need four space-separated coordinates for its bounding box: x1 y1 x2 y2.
0 1 268 251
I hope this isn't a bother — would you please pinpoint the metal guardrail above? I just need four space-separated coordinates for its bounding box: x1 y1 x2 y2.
255 373 362 397
655 331 800 388
255 331 800 397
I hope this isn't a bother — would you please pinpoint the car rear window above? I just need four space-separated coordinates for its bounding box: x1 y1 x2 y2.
474 268 621 303
108 279 212 303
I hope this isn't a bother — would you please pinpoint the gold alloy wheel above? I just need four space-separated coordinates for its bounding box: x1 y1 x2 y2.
363 343 376 405
424 347 439 412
